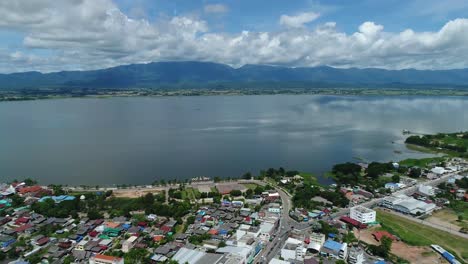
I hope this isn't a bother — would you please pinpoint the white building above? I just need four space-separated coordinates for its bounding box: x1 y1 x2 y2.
347 247 364 264
350 206 376 224
122 236 138 253
418 185 435 197
89 254 124 264
384 194 436 215
431 167 446 175
280 238 306 262
259 222 275 242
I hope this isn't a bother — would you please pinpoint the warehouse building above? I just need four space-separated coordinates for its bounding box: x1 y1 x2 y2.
382 194 436 215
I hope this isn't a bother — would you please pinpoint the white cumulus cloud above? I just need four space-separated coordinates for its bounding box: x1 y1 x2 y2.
279 12 320 28
1 1 468 73
204 4 229 14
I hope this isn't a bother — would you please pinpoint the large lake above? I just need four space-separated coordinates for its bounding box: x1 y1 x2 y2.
1 95 467 185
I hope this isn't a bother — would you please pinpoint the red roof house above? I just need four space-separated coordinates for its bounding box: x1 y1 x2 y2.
14 224 34 233
15 216 30 225
208 229 218 235
372 231 397 242
18 186 43 195
153 235 165 242
36 237 50 246
160 225 172 233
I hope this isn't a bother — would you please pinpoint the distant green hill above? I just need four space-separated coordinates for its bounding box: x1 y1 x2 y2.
2 61 468 90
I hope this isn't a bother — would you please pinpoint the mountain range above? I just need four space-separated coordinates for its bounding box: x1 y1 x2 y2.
2 61 468 90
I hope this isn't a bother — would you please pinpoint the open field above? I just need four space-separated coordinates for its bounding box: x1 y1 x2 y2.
427 208 468 230
377 209 468 263
112 188 163 198
242 183 258 190
185 188 201 200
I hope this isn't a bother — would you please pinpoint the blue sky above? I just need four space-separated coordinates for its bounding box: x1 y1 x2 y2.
1 0 468 73
113 0 467 32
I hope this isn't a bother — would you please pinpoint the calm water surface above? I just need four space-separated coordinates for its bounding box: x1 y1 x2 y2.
1 95 467 185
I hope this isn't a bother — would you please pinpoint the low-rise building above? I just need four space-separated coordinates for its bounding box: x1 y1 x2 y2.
122 236 138 253
418 185 435 196
281 237 306 262
383 194 436 215
320 239 347 259
349 206 376 224
347 247 364 264
89 254 124 264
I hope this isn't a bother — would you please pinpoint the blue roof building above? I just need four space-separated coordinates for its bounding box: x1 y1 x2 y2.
321 239 348 259
39 195 76 203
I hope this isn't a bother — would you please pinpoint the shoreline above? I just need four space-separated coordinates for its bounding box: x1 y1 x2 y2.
3 87 468 102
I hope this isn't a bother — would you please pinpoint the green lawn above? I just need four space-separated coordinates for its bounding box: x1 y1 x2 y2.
185 188 201 200
242 183 258 190
299 172 319 186
377 209 468 263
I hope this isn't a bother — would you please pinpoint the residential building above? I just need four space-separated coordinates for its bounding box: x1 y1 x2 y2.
418 185 435 196
349 206 376 224
89 254 124 264
384 183 399 192
320 239 348 259
348 247 364 264
122 236 138 253
281 237 305 261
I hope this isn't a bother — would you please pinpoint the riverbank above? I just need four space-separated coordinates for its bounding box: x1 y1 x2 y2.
3 87 468 102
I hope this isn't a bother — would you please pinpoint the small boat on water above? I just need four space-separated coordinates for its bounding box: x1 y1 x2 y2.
394 150 402 154
402 129 411 134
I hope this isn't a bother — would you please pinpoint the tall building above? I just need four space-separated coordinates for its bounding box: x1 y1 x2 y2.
349 206 376 224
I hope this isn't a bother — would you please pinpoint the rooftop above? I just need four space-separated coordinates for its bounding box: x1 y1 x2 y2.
351 205 374 214
323 239 344 252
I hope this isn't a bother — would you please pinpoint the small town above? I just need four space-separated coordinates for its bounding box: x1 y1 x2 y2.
0 151 467 264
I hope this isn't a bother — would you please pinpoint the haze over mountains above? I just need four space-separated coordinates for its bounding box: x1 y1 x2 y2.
1 61 468 90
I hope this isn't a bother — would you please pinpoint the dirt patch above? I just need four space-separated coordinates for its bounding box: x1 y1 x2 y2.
355 227 447 264
112 188 162 198
427 208 466 231
353 227 379 246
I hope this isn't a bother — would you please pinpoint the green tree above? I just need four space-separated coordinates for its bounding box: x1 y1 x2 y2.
409 167 422 178
380 236 393 257
242 172 252 179
391 174 400 183
186 216 195 225
230 190 242 197
24 178 37 186
88 210 103 220
125 248 148 263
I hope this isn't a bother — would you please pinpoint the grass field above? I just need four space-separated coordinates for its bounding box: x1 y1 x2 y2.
299 172 319 186
429 208 468 230
399 156 445 168
376 209 468 262
185 188 201 200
